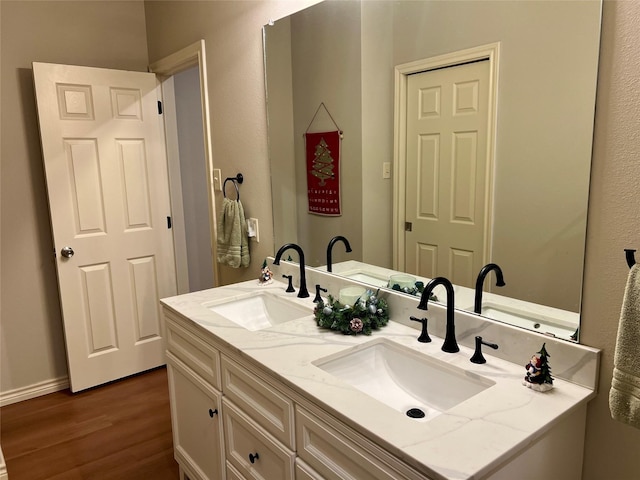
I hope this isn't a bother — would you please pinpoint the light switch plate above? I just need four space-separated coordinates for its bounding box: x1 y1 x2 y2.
247 218 259 242
382 162 392 179
213 168 222 191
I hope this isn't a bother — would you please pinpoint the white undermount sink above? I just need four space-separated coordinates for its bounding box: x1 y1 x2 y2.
337 269 390 287
313 338 495 421
204 292 312 331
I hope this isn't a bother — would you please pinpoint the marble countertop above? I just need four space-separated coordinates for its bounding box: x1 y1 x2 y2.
161 278 596 480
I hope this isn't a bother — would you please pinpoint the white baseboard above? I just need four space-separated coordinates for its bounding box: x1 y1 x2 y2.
0 376 69 407
0 446 7 480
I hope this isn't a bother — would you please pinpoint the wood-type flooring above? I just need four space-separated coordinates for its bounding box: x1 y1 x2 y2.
0 367 179 480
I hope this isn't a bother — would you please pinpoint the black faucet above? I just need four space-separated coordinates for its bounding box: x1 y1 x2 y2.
418 277 459 353
282 274 295 293
313 284 327 303
470 336 499 364
326 236 352 272
273 243 309 298
474 263 506 314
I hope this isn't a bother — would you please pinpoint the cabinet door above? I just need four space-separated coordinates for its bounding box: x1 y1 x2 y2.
167 352 224 480
223 398 295 480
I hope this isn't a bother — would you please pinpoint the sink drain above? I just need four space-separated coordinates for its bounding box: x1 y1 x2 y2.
406 408 425 419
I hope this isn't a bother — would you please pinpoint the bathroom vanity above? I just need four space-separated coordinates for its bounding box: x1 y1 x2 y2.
160 263 599 480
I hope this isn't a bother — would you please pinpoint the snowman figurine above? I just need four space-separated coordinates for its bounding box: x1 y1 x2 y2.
522 344 554 392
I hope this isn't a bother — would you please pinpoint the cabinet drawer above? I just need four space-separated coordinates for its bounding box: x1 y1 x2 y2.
296 406 425 480
165 312 221 389
296 458 324 480
221 354 295 449
223 398 295 480
225 460 246 480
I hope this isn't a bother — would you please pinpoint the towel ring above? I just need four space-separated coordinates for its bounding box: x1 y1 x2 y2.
625 249 636 269
223 173 243 201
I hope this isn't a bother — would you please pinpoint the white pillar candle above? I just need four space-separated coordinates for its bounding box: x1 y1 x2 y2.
389 274 416 289
339 286 366 306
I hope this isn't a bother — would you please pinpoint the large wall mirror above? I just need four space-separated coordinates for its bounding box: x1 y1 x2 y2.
264 0 602 342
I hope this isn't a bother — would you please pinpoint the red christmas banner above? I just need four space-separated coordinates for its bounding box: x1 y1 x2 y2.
305 130 341 216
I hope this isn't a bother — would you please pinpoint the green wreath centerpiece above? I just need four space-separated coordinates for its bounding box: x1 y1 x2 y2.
313 289 390 335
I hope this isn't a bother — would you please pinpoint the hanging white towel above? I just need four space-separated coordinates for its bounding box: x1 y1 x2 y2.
609 263 640 429
216 198 250 268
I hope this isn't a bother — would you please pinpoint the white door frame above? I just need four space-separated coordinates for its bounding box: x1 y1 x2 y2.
392 43 500 272
149 40 220 289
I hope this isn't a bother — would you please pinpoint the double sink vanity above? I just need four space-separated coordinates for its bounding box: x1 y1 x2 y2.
160 260 600 480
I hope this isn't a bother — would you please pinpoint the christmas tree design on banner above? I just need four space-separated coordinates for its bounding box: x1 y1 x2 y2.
305 130 341 216
311 138 334 186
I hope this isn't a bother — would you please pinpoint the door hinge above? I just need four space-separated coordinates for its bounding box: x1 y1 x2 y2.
157 100 163 114
405 222 413 232
167 216 172 229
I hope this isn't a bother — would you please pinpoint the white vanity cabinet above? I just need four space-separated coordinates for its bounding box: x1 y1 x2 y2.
162 280 596 480
166 353 224 480
220 354 296 479
163 309 426 480
164 311 225 480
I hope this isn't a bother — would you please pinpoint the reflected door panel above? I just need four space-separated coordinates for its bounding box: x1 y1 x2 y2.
404 60 490 288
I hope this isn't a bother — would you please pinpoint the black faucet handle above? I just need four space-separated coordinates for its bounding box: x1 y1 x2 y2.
313 284 328 303
282 275 295 293
470 336 499 364
409 316 431 343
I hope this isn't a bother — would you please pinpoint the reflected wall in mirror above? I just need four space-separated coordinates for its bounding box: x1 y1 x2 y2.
264 0 602 342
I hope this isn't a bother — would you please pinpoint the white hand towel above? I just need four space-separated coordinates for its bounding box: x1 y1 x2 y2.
609 263 640 429
216 198 250 268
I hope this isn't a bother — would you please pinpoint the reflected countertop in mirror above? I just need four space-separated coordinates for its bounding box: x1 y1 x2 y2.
319 260 579 341
264 0 602 342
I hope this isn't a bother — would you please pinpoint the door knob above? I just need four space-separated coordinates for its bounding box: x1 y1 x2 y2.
61 246 74 258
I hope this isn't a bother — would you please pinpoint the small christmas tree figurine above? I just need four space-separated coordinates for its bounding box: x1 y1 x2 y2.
523 343 554 392
258 259 273 285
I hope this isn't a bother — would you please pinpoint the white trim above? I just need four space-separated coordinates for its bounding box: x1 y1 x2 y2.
158 76 190 294
0 376 69 407
149 40 220 287
392 43 500 272
0 446 7 480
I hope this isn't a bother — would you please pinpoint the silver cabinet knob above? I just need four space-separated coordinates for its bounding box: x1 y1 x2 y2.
61 246 75 258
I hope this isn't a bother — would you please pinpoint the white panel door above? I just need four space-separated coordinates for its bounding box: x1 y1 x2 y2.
405 60 490 288
33 62 177 392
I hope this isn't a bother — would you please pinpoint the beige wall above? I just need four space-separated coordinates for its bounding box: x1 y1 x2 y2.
290 0 363 267
144 0 317 283
1 0 639 477
580 1 640 478
0 0 150 394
